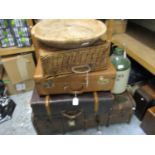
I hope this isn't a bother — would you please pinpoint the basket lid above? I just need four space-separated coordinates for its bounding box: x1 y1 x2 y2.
31 19 107 45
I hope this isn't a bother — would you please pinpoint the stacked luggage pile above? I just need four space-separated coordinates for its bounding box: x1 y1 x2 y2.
31 19 135 134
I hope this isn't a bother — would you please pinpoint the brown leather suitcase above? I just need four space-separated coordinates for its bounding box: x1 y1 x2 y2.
38 40 110 77
31 89 95 134
34 59 116 95
108 92 136 125
134 84 155 120
31 89 114 134
140 106 155 135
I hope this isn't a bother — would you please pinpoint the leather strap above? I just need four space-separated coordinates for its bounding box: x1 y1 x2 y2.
45 95 52 117
93 92 99 113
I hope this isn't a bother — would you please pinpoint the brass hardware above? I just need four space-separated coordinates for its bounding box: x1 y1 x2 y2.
68 120 75 127
42 80 54 88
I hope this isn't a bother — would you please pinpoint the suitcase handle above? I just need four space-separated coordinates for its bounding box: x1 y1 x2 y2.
71 65 91 74
70 84 84 94
64 83 85 94
61 110 82 119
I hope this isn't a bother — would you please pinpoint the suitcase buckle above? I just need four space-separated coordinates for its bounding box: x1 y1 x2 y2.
68 120 76 127
42 80 54 88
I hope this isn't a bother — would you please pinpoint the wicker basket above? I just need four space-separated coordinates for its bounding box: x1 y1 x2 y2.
38 40 110 77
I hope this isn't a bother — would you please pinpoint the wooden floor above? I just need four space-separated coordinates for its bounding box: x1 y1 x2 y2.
112 23 155 75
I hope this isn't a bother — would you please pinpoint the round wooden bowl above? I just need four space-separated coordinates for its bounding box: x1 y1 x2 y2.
31 19 107 49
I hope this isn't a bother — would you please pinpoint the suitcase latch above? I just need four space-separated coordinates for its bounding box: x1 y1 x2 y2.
68 120 76 127
42 80 54 88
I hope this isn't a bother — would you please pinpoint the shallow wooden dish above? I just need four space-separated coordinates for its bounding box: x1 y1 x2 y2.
31 19 107 49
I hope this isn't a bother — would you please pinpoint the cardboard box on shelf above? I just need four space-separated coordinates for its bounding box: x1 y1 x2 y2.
109 20 127 34
2 53 35 84
3 72 34 95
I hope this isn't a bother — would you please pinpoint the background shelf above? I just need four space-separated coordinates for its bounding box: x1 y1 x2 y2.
0 45 35 56
112 23 155 75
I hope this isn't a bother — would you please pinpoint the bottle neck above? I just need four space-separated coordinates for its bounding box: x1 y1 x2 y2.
113 53 124 58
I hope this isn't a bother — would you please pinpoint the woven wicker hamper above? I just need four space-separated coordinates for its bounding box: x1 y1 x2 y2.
38 40 110 77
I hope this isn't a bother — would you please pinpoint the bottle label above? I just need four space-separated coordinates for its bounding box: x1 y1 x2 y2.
112 68 130 94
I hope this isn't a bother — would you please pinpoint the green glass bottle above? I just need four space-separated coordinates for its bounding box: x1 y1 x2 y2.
111 47 131 94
